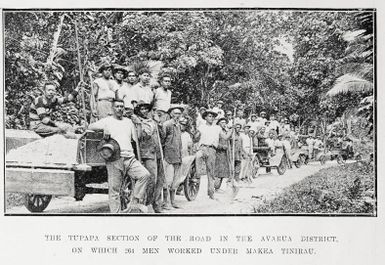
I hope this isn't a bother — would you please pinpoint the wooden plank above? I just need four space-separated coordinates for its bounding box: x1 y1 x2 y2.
5 168 75 196
6 161 75 169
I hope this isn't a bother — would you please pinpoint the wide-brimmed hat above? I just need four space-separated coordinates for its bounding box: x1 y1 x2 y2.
112 64 128 78
243 123 251 129
134 100 153 115
98 62 113 73
168 104 184 114
250 113 257 118
260 111 267 115
202 109 218 119
97 138 121 162
216 117 228 125
216 100 224 105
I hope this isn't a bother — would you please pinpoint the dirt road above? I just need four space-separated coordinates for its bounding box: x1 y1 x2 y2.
6 162 338 214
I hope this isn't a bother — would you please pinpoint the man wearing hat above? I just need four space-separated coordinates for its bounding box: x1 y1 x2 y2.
92 63 117 119
214 117 233 187
153 74 173 123
87 99 150 213
132 67 154 105
248 113 259 132
212 100 225 121
134 100 164 213
195 109 233 199
161 104 184 209
256 111 267 126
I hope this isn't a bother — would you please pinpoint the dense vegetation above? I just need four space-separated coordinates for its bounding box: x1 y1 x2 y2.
4 10 374 136
254 162 375 214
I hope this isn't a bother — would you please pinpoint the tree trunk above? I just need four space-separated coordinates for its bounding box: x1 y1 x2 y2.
47 14 65 65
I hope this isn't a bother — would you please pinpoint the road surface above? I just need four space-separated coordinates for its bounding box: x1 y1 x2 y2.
6 162 338 214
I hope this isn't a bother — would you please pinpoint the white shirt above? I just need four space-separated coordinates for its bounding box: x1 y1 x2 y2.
88 116 137 157
94 78 116 100
117 82 137 109
241 133 252 154
198 123 222 147
256 117 267 125
133 83 154 104
153 87 172 112
269 120 280 132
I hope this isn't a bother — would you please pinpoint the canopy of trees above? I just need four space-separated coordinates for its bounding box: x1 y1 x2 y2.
4 10 375 137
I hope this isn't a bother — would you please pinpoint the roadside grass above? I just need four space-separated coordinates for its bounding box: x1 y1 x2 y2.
6 193 25 209
253 161 375 215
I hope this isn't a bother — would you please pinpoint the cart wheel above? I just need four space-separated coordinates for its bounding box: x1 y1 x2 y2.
214 177 223 190
184 162 200 201
277 156 287 175
252 157 260 178
320 155 326 165
294 157 302 168
336 154 344 164
24 194 52 213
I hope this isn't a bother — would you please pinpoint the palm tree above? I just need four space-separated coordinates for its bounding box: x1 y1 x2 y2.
327 11 374 134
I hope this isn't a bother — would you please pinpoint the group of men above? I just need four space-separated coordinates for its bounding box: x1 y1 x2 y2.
28 62 310 214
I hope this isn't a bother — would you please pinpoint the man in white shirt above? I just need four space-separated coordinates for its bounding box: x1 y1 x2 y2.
256 111 267 126
240 124 253 181
132 68 154 104
268 114 281 134
153 74 172 123
92 63 117 119
87 99 150 213
118 69 138 117
212 100 225 121
195 109 232 199
248 114 259 132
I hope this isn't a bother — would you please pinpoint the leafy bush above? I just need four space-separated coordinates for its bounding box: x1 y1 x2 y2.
254 162 375 214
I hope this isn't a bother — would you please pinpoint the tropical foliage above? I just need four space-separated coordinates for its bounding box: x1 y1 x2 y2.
4 10 375 136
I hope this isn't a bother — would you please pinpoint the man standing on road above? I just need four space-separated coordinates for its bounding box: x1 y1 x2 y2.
92 63 117 119
195 109 232 199
87 99 150 213
134 101 164 213
161 105 184 209
153 74 173 123
214 117 233 187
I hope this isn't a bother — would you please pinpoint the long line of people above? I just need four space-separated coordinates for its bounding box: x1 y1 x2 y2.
28 62 332 214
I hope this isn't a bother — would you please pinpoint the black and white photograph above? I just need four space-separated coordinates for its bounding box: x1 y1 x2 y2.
3 8 376 215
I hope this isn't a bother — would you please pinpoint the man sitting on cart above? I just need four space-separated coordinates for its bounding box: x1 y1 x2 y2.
29 81 85 138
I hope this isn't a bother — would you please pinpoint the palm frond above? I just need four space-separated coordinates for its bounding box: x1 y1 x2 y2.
327 74 373 97
336 63 373 80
